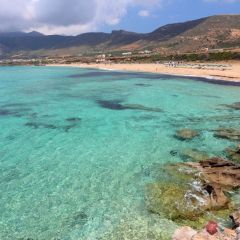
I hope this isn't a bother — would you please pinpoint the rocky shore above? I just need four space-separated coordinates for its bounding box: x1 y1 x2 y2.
144 126 240 240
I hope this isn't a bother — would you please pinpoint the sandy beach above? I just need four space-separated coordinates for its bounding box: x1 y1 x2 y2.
49 61 240 83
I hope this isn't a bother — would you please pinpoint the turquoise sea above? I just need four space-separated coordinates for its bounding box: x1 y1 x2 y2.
0 66 240 240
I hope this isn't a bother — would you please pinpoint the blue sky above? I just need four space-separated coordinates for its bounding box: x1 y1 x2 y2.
0 0 239 35
103 0 240 33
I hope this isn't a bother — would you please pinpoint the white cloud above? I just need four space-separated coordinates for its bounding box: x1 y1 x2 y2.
0 0 162 35
138 10 150 17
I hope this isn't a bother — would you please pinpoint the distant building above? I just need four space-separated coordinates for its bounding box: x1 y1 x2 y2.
138 50 152 55
122 52 132 56
96 54 106 63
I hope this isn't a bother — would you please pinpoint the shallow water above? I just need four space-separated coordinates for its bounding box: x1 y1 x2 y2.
0 66 239 239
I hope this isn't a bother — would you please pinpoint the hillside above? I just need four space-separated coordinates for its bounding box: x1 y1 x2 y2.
0 15 239 58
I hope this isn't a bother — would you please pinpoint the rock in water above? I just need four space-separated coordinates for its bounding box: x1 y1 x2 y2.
175 129 199 140
146 158 240 223
222 102 240 110
180 149 209 162
214 128 240 141
225 145 240 164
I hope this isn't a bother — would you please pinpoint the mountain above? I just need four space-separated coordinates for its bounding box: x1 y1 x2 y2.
0 15 239 58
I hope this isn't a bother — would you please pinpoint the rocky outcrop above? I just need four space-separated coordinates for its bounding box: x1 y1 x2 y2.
175 129 200 140
146 158 240 225
187 158 240 189
214 128 240 141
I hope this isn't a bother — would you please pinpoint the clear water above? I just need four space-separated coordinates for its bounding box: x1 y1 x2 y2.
0 66 239 240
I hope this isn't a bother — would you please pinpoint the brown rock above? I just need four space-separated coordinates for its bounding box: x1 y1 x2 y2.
186 158 240 211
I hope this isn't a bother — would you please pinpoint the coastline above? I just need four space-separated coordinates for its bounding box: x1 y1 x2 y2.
48 62 240 84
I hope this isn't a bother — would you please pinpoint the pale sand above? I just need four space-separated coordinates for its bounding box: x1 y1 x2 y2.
48 62 240 83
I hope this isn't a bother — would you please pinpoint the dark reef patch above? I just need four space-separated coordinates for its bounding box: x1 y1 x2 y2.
63 124 78 132
66 211 88 228
69 70 240 86
97 100 127 110
24 120 80 132
170 150 179 156
97 99 162 112
66 117 82 122
0 105 32 118
135 83 152 87
24 122 58 130
221 102 240 110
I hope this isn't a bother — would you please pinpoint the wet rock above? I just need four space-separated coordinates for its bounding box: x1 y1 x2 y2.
186 158 240 215
146 182 205 220
230 209 240 228
180 149 209 162
225 146 240 164
175 129 199 140
214 128 240 141
188 158 240 189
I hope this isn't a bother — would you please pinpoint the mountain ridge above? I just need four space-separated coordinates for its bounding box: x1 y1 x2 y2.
0 14 239 58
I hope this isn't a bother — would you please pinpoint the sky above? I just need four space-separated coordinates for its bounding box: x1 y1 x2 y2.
0 0 239 35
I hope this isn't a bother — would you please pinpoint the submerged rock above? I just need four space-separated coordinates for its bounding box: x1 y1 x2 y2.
24 122 58 130
180 149 209 162
222 102 240 110
66 117 82 122
96 99 162 112
66 211 88 228
225 145 240 164
175 129 200 140
214 128 240 141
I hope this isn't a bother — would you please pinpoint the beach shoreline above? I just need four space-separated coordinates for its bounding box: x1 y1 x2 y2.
48 62 240 83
